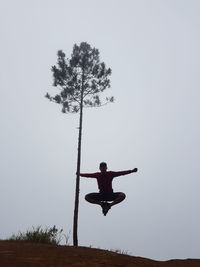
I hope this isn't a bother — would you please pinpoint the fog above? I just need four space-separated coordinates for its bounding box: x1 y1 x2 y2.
0 0 200 260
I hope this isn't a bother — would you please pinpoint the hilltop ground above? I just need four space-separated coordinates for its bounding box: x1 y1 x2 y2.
0 241 199 267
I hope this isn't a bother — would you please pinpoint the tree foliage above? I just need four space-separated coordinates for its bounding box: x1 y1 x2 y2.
46 42 113 113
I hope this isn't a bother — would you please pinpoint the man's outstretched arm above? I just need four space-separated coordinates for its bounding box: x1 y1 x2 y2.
112 168 138 178
77 172 98 178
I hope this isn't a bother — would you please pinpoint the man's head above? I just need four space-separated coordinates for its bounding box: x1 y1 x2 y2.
99 162 107 173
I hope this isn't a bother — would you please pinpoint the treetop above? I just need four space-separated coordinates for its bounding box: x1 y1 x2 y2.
46 42 113 113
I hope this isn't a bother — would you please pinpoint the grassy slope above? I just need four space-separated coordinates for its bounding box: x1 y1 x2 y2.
0 241 199 267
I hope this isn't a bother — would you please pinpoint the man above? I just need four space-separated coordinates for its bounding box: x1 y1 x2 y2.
79 162 138 216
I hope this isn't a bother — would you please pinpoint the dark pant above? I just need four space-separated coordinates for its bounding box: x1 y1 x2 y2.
85 192 126 202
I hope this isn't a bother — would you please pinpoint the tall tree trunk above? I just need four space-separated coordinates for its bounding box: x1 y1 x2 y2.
73 74 84 246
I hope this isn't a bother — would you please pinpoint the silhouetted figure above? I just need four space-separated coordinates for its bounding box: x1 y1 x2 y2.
79 162 138 216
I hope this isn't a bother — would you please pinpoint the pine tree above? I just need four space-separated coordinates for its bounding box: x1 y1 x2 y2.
46 42 113 246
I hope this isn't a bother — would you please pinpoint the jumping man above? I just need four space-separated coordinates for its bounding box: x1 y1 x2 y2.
79 162 138 216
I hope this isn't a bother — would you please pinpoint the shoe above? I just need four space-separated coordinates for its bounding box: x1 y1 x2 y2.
101 202 111 216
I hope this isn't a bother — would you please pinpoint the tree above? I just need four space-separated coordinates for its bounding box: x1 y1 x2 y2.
46 42 113 246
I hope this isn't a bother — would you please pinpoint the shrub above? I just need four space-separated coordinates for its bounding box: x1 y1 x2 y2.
9 225 63 245
110 248 130 255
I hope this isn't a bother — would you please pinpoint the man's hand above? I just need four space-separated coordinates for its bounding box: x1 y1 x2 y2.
132 168 138 173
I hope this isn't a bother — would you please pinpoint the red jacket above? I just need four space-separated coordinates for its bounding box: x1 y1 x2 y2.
79 170 133 193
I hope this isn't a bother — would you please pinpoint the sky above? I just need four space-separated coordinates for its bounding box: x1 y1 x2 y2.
0 0 200 261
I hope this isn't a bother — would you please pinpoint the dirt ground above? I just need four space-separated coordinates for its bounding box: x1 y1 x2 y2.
0 241 199 267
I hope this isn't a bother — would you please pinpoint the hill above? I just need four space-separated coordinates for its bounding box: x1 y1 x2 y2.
0 241 199 267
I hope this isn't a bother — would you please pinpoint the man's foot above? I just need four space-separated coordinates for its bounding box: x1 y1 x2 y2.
101 202 111 216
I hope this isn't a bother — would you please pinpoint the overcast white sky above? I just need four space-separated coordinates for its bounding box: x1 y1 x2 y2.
0 0 200 261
